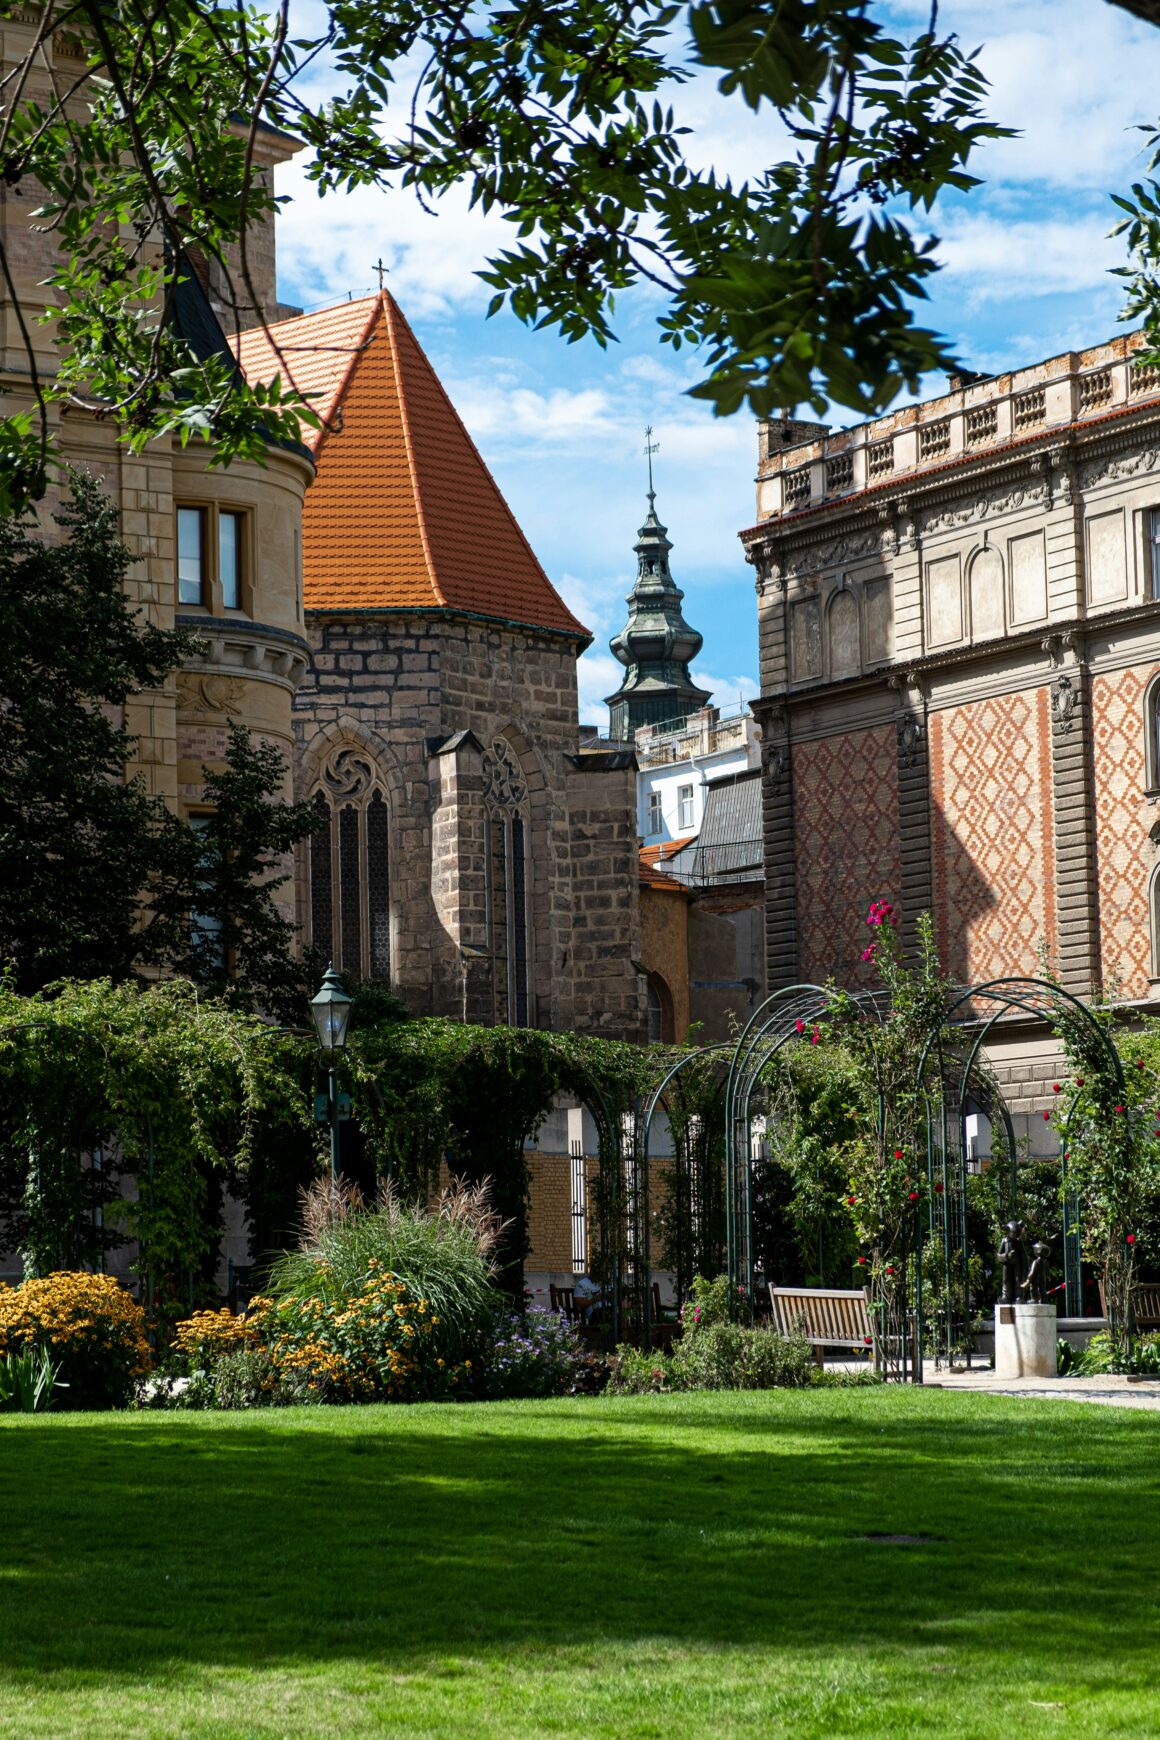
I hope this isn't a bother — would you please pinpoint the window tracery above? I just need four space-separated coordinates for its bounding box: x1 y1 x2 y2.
309 747 391 982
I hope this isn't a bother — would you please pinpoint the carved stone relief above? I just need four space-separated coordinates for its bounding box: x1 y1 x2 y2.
1080 444 1160 490
921 480 1048 536
1051 674 1078 735
177 673 247 718
896 714 924 769
322 747 378 803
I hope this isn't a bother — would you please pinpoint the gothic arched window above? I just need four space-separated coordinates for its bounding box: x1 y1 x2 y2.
483 737 532 1026
309 748 391 982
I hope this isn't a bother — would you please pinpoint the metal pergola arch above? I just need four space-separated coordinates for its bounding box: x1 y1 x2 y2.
915 977 1124 1358
723 984 886 1302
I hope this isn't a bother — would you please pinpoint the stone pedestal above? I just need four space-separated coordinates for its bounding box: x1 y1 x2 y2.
994 1302 1058 1380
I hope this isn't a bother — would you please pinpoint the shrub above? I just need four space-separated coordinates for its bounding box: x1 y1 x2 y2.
607 1346 682 1394
171 1306 258 1372
199 1347 298 1410
481 1307 585 1399
0 1271 149 1408
674 1322 815 1392
256 1260 470 1402
267 1178 501 1375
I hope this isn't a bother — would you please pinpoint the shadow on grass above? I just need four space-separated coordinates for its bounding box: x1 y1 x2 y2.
0 1392 1155 1686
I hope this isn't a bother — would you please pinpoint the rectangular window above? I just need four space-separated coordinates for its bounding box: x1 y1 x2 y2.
219 510 241 609
1150 509 1160 601
177 507 204 606
188 816 224 969
677 784 695 830
646 791 663 836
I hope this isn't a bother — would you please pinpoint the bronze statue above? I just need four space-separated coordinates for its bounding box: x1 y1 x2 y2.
1021 1241 1051 1305
997 1220 1027 1306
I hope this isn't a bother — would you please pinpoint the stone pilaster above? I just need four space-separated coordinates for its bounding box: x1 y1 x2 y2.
759 706 798 990
1048 654 1100 997
428 730 488 1020
895 704 934 961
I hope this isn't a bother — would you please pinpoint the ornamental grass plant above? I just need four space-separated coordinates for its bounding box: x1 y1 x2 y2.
259 1178 503 1400
0 1271 149 1409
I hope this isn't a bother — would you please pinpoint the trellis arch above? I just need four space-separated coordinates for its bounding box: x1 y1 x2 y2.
724 984 885 1300
916 977 1125 1358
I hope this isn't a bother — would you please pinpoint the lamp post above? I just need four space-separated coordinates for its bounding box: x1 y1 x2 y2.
310 964 354 1196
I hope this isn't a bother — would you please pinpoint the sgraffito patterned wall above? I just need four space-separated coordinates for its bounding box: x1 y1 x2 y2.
1091 664 1159 999
929 688 1056 983
793 723 901 986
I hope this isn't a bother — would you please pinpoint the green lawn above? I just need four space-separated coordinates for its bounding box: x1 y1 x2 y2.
0 1389 1157 1738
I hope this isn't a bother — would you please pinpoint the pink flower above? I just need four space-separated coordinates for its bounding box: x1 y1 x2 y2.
1115 1104 1126 1113
795 1018 805 1034
861 944 877 963
811 1027 820 1045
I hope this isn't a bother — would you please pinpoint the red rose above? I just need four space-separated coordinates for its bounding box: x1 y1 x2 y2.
886 1266 895 1276
1043 1111 1050 1121
1077 1077 1085 1086
863 1337 872 1346
847 1196 856 1205
934 1182 944 1195
795 1018 804 1034
1127 1233 1137 1245
1115 1104 1125 1113
1138 1059 1146 1070
893 1149 904 1159
908 1190 919 1201
857 1257 866 1266
1053 1083 1061 1093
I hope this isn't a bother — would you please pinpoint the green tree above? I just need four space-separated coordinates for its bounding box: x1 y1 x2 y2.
0 472 199 990
0 0 1011 508
176 721 322 1022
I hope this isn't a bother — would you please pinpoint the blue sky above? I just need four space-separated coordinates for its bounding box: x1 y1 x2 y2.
275 0 1160 724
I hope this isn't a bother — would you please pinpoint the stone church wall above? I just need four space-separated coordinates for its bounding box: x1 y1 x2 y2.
294 611 644 1040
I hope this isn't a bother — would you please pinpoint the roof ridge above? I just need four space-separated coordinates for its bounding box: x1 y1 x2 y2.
310 296 383 463
383 292 580 628
381 294 447 610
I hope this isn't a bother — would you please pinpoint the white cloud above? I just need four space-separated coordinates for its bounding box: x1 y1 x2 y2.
931 209 1125 304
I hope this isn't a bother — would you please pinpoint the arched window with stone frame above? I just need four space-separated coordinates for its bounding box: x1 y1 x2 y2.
483 735 533 1027
1143 671 1160 796
308 747 392 982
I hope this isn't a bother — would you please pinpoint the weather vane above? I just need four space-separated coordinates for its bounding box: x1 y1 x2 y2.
644 424 659 502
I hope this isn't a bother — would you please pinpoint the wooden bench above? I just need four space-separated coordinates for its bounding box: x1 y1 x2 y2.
769 1285 873 1364
1098 1279 1160 1330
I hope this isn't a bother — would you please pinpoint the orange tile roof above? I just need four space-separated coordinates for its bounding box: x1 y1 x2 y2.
232 293 588 640
639 837 695 889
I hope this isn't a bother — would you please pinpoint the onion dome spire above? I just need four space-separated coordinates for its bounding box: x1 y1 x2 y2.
605 429 711 740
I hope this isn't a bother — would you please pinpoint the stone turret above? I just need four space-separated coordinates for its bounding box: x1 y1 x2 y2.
605 483 710 741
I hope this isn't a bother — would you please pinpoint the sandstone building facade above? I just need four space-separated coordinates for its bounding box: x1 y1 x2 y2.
0 3 310 920
742 332 1160 1127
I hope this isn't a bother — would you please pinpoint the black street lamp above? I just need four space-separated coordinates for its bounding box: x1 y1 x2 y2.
310 964 354 1194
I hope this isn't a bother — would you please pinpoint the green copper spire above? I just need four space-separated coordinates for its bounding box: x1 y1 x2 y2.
605 430 711 741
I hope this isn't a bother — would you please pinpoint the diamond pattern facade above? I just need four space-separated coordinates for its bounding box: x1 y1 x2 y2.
794 724 901 985
929 689 1056 983
1091 664 1157 999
